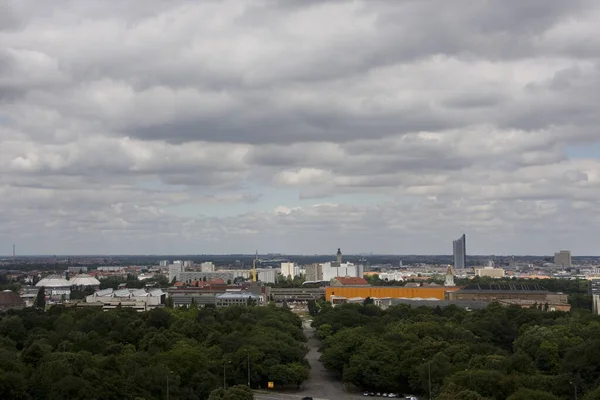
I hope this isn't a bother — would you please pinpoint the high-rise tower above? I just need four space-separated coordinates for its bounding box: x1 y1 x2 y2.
336 248 342 264
453 234 466 269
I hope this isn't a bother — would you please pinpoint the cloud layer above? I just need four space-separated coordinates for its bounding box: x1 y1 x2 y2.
1 0 600 255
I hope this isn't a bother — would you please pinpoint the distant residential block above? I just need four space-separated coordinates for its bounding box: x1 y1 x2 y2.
554 250 572 267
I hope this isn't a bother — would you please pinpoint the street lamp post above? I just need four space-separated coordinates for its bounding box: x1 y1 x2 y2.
570 381 578 400
165 368 173 400
428 361 432 400
466 357 476 388
247 350 251 387
422 358 432 400
224 361 231 390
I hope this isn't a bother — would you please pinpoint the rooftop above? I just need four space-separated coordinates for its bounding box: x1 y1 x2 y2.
36 275 71 288
216 292 260 299
333 276 369 286
459 283 550 293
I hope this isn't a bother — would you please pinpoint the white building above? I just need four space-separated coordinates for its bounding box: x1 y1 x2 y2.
36 275 72 301
168 263 184 282
159 260 169 267
321 262 362 282
280 262 298 279
86 288 165 311
258 269 277 284
378 272 405 282
200 262 216 272
475 267 505 278
70 274 101 288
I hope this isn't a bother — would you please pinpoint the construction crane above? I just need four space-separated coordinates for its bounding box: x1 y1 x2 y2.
252 250 258 282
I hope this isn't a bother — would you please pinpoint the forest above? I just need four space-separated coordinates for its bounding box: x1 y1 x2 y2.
312 301 600 400
0 304 309 400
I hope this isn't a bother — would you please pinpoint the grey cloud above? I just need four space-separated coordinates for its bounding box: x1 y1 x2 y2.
2 0 600 254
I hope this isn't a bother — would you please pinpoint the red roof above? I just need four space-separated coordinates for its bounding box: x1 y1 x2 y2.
334 277 369 286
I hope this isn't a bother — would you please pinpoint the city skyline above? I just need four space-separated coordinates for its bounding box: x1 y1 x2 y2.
2 1 600 255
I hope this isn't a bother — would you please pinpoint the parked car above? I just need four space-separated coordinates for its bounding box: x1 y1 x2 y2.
363 392 370 397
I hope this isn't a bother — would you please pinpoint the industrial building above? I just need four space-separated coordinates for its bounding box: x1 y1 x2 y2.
325 286 461 302
69 274 101 289
167 281 270 306
447 283 570 311
85 288 165 311
215 292 263 307
169 266 277 284
270 287 325 301
35 275 72 301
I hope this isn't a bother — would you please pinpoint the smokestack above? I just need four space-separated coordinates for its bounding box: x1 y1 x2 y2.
12 244 15 258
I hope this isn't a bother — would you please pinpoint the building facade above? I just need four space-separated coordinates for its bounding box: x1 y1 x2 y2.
475 267 505 278
305 263 323 282
280 262 297 279
453 234 466 269
325 286 460 301
200 262 216 272
86 288 165 311
215 292 262 307
554 251 572 267
448 283 570 311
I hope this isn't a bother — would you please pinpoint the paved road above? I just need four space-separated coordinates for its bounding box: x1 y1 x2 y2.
255 320 364 400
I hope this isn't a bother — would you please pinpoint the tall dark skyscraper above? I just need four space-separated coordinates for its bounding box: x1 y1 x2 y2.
453 234 466 268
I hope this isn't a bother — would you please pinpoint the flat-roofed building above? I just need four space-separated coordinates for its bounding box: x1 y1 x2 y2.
85 288 165 311
475 267 505 278
270 287 325 301
280 262 297 279
448 283 570 311
215 292 262 307
326 286 461 301
554 250 572 267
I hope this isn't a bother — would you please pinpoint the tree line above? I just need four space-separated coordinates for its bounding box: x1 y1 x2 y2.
0 304 310 399
312 302 600 399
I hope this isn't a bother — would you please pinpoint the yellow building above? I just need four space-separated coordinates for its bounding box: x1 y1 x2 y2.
325 286 460 301
475 267 505 278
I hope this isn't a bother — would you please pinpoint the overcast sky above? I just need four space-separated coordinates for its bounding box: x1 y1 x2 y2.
1 0 600 256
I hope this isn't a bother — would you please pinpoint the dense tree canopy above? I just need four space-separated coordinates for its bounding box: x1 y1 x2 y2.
313 302 600 399
0 304 309 399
